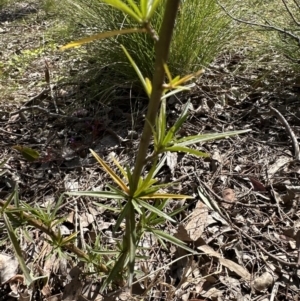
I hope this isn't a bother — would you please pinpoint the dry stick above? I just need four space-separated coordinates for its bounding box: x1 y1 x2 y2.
10 105 95 122
44 60 58 113
269 105 300 161
199 184 299 268
217 1 300 44
0 199 108 273
281 0 300 27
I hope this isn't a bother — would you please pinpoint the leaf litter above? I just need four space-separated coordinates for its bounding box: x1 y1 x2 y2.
0 1 300 301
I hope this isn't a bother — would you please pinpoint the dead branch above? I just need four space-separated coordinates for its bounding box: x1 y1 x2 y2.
217 1 300 45
10 105 95 122
281 0 300 27
269 105 300 161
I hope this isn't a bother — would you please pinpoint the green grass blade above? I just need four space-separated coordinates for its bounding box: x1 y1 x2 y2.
150 228 196 254
66 191 124 199
132 198 143 214
166 146 209 157
175 129 252 146
157 99 167 144
162 100 190 146
0 190 15 213
147 0 163 19
100 252 127 292
113 200 131 234
102 0 143 22
137 199 175 222
121 45 151 97
127 202 137 286
3 213 34 286
140 0 147 16
126 0 143 18
61 28 146 50
134 154 167 197
161 84 195 100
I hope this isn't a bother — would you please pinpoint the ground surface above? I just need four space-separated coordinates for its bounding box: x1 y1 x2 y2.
0 2 300 301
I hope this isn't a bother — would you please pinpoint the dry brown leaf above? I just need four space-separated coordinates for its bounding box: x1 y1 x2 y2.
198 245 251 281
185 201 208 241
252 272 274 292
166 151 178 175
222 188 236 209
268 156 291 176
0 254 19 284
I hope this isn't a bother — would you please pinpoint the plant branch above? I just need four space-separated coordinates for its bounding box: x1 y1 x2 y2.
0 199 108 273
217 1 300 45
281 0 300 27
131 0 181 191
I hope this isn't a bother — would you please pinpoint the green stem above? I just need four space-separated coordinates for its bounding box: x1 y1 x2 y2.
131 0 181 192
0 199 108 273
125 200 137 286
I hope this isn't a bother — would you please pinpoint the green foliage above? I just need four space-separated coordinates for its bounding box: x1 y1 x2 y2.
57 0 233 90
0 0 252 294
0 0 10 9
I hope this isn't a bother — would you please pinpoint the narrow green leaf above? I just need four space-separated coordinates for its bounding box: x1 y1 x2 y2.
162 101 190 147
101 0 143 22
150 229 196 254
90 149 129 193
107 184 129 198
127 203 137 286
132 198 143 214
12 145 40 162
121 45 151 97
137 199 175 222
164 63 173 84
134 154 167 196
66 190 124 199
0 190 15 213
140 0 147 16
100 252 127 292
161 84 194 100
126 0 143 18
141 193 192 199
113 200 131 234
3 214 34 286
60 28 146 50
197 186 213 211
171 99 190 134
111 156 128 181
175 129 252 146
147 0 163 19
61 232 78 245
157 99 166 144
166 145 209 157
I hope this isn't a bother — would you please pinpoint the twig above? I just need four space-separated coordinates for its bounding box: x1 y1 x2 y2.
198 182 299 268
269 105 300 161
23 88 50 106
217 1 300 45
10 105 95 122
281 0 300 27
44 59 59 113
0 199 108 273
